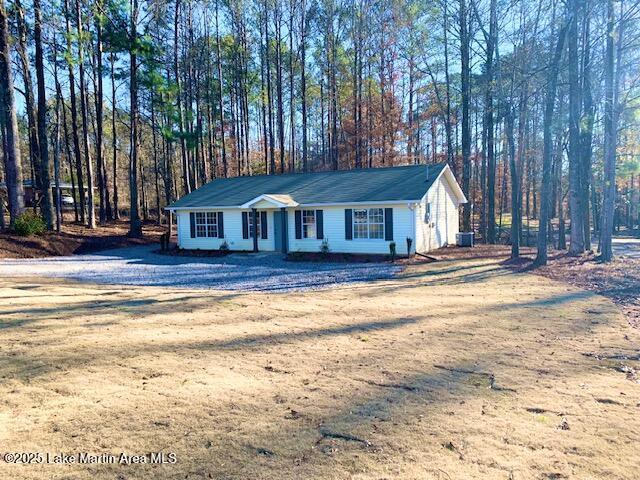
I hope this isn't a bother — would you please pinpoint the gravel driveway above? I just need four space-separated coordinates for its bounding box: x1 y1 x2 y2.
591 235 640 258
0 246 402 292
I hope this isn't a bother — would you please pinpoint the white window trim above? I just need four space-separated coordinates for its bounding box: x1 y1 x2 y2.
352 208 385 240
302 210 316 239
249 211 262 238
195 211 218 238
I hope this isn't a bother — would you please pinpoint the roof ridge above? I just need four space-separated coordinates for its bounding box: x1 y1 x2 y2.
212 162 443 182
262 162 445 199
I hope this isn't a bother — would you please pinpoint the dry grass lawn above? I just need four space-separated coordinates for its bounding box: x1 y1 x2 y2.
0 256 639 479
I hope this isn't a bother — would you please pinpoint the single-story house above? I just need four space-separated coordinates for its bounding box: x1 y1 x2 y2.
166 163 467 255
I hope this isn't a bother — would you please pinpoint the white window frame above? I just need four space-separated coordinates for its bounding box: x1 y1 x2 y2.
302 210 316 239
249 211 261 238
353 208 385 240
195 211 218 238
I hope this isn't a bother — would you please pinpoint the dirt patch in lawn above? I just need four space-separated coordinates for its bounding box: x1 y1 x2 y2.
433 245 640 329
0 256 638 479
530 253 640 329
0 220 165 258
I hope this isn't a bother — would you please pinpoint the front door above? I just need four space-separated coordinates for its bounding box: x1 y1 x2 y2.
274 211 282 252
273 209 288 253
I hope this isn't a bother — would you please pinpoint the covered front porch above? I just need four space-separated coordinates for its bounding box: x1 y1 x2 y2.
240 194 298 253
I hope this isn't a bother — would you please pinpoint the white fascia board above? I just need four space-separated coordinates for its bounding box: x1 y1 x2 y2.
165 205 233 211
166 199 421 211
420 164 468 205
239 194 299 209
294 200 421 207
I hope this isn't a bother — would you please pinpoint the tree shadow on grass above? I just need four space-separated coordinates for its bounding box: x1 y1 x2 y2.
353 262 512 296
0 274 625 479
162 301 621 480
0 293 241 328
0 280 609 384
0 315 424 382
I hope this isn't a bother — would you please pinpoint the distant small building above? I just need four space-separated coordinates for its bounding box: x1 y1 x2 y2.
0 180 91 209
166 163 467 255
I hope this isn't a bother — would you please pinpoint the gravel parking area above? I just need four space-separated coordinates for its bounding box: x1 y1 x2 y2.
0 245 401 292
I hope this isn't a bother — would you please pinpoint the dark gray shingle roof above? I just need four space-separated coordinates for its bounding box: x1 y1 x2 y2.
168 163 447 209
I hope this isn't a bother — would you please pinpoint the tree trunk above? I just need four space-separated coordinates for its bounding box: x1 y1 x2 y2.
0 0 25 224
600 0 617 261
258 9 268 173
288 0 295 172
580 5 593 250
60 88 78 221
94 6 109 223
174 0 191 194
215 0 228 177
460 0 471 232
110 53 120 219
567 0 585 254
300 0 308 172
506 108 519 259
53 80 63 232
34 0 53 229
536 19 568 265
485 0 497 243
64 0 85 223
128 0 142 237
151 95 161 224
14 0 40 198
76 0 96 228
274 2 285 173
443 1 455 172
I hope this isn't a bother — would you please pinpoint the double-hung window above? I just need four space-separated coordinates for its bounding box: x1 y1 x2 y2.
353 208 384 239
248 211 261 238
302 210 316 238
195 212 218 238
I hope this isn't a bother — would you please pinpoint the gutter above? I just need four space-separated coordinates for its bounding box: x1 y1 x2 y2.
407 202 418 255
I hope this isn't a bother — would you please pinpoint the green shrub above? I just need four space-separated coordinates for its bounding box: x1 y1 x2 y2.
13 211 46 236
319 238 330 257
289 250 305 260
219 240 230 252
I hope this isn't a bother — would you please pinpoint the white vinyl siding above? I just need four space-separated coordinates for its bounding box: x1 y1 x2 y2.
288 204 413 255
176 209 275 251
415 172 460 253
175 174 461 255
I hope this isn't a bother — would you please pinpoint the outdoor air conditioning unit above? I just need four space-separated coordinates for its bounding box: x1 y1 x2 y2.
456 232 474 247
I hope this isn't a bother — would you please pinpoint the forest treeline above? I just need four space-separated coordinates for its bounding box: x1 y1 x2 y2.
0 0 639 263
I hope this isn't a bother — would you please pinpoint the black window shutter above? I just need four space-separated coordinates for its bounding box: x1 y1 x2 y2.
217 212 224 238
190 212 196 238
242 212 249 239
345 209 353 240
384 208 393 241
260 211 268 239
295 210 302 239
316 210 324 239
